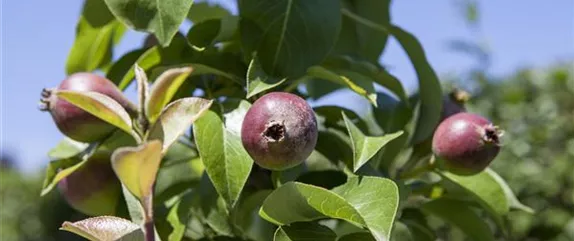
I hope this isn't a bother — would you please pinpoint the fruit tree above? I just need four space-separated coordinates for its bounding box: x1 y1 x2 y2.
38 0 533 240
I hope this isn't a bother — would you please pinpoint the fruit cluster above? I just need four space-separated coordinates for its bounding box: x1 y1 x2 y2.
40 72 503 216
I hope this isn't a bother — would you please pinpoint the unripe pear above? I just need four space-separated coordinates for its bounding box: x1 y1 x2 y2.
40 73 136 143
432 112 503 175
241 92 318 171
57 158 121 216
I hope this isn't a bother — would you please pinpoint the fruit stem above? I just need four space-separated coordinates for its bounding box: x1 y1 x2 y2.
142 193 155 241
271 170 282 189
399 157 437 180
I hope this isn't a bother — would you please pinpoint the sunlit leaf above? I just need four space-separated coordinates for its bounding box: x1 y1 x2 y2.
111 140 163 199
148 97 213 152
66 17 124 74
55 90 134 136
117 47 162 90
103 0 194 46
246 56 287 98
193 100 254 206
146 66 194 122
260 176 399 241
60 216 143 241
342 112 403 172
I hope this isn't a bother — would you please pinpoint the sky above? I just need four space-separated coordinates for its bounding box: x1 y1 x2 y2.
1 0 573 173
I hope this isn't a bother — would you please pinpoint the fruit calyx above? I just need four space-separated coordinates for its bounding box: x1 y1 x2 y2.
263 121 285 142
480 123 503 146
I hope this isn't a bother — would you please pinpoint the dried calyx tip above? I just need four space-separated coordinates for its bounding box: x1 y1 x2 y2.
263 122 285 141
39 88 55 111
449 88 471 103
483 124 503 145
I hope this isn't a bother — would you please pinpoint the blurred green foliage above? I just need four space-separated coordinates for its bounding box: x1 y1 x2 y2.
468 62 574 241
0 168 85 241
3 62 572 240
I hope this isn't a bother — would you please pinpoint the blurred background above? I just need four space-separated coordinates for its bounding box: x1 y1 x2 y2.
1 0 573 240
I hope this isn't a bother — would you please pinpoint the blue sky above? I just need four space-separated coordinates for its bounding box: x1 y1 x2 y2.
1 1 573 173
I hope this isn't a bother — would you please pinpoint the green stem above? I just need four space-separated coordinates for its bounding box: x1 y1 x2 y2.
142 193 155 241
271 170 282 189
399 158 436 180
340 8 390 33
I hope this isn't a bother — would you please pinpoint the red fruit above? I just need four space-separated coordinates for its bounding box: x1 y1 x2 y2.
241 92 318 171
57 159 121 216
432 112 503 175
40 73 136 143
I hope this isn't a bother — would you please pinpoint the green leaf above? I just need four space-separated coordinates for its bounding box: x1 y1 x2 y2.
187 2 230 23
167 192 195 241
487 169 534 214
259 182 361 226
335 1 391 62
41 131 136 196
337 232 375 241
111 140 163 199
66 17 124 74
305 78 343 100
121 185 145 224
342 112 403 172
400 208 435 241
155 156 203 203
106 49 147 85
239 0 342 77
82 0 116 27
296 170 347 190
186 16 238 51
41 157 87 196
117 47 162 90
315 130 353 168
388 26 442 144
274 222 337 241
55 90 134 135
314 106 368 133
246 56 287 98
148 97 213 152
441 169 510 217
47 138 89 160
321 56 407 102
232 190 275 240
373 92 413 133
260 176 399 241
146 66 194 122
193 100 254 206
307 66 377 106
103 0 194 46
60 216 143 241
421 198 495 241
332 176 399 240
